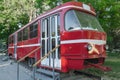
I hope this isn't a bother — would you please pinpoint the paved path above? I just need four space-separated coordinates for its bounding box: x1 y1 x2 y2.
0 55 33 80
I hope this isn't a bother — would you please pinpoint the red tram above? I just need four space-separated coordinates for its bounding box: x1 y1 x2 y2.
8 1 109 72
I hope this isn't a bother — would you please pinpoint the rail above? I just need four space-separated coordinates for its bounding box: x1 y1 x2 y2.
33 45 60 67
18 46 41 62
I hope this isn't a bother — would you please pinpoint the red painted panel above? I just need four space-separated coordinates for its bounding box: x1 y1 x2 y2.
61 30 107 72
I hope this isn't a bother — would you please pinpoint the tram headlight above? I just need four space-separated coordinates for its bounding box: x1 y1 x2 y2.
87 44 92 51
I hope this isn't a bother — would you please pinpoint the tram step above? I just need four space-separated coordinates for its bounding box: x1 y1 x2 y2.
36 68 60 80
35 73 54 80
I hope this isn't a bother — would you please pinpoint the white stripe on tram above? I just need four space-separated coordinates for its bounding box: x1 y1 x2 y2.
61 39 106 45
8 43 41 48
8 46 14 48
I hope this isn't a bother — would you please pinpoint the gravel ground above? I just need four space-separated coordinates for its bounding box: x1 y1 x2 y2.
0 54 33 80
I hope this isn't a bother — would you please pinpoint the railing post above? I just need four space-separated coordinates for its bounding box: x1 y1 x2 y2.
33 52 37 80
17 62 19 80
53 52 55 80
33 66 36 80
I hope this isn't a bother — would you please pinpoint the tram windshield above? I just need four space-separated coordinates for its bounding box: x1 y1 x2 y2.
65 10 104 32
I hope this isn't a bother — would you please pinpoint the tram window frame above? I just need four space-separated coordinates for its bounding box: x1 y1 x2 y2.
30 22 38 39
23 27 29 40
51 14 60 36
18 31 23 42
42 19 45 38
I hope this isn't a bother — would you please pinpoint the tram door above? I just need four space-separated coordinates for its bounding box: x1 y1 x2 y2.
41 14 61 69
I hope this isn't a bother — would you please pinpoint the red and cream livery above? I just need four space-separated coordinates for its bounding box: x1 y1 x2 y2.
8 1 108 72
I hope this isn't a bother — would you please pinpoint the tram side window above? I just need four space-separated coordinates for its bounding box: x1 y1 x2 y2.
51 17 55 37
42 18 49 38
65 10 81 30
58 37 60 59
57 15 60 35
46 18 50 37
42 19 45 38
52 38 56 58
42 40 45 57
51 15 60 36
23 27 28 40
30 22 38 39
18 31 23 42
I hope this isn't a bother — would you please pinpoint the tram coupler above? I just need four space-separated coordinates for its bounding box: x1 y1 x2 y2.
88 62 112 71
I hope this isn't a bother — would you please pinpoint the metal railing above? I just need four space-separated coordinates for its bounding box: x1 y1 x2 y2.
32 45 60 80
17 46 41 80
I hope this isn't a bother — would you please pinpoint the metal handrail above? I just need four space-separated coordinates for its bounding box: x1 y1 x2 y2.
33 45 60 67
17 46 41 62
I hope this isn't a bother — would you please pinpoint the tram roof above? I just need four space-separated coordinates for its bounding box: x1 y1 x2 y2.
9 1 96 37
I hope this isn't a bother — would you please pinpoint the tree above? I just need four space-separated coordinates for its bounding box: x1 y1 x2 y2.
0 0 36 41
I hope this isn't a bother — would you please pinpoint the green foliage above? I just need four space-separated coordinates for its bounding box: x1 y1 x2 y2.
0 0 35 41
104 58 120 79
35 0 57 13
81 68 104 76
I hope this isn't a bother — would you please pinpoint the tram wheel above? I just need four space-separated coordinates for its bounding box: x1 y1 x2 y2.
28 58 35 67
9 54 13 59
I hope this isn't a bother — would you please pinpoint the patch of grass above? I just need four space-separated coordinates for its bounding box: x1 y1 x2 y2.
104 57 120 78
105 60 120 72
81 68 104 76
107 52 120 58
